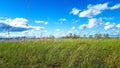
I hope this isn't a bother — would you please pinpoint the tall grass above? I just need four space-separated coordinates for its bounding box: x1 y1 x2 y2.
0 39 120 68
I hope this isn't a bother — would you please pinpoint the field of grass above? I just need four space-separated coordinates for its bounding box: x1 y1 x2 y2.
0 39 120 68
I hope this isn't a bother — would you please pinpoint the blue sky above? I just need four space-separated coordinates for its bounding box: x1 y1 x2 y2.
0 0 120 38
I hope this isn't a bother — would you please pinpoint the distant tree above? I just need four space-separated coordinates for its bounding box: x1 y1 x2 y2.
103 33 109 39
73 34 80 39
69 33 73 38
64 33 80 39
95 33 102 39
89 35 93 38
49 35 55 39
83 34 86 38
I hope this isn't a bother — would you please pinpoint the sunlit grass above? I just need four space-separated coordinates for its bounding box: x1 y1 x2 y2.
0 39 120 68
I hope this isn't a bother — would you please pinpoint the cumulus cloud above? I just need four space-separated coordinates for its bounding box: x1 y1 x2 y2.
104 22 116 30
79 3 108 18
87 18 102 28
110 3 120 10
0 18 11 24
79 24 87 30
35 20 48 25
70 8 80 15
10 18 29 28
0 17 46 38
0 18 30 32
79 20 119 31
0 18 29 28
70 3 120 18
116 24 120 29
87 18 98 28
79 18 103 30
0 18 44 32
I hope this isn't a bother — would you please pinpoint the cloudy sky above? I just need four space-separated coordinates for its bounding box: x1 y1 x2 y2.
0 0 120 37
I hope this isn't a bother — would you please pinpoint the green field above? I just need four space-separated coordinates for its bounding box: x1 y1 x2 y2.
0 39 120 68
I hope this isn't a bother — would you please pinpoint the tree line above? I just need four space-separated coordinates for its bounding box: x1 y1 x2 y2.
61 33 110 39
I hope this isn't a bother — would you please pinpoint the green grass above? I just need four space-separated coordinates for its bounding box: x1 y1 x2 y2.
0 39 120 68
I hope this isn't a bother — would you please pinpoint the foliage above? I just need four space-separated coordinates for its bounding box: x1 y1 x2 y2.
95 33 102 39
103 33 109 39
88 35 93 38
64 33 80 39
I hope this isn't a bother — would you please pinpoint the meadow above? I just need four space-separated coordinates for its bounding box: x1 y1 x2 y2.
0 39 120 68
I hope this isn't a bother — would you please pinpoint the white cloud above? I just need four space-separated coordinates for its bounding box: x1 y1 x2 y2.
71 26 75 30
10 18 28 28
0 32 25 38
70 8 80 15
43 30 48 33
71 3 120 18
0 18 45 32
74 19 80 23
110 3 120 10
78 18 103 30
35 20 48 25
59 18 67 24
30 26 44 30
0 18 29 28
116 24 120 29
104 22 115 30
87 18 102 28
35 20 44 24
103 17 113 20
79 24 87 30
59 18 67 22
79 3 108 18
0 18 12 24
105 22 110 25
0 17 48 38
57 30 72 37
56 29 60 32
87 18 97 28
44 22 48 25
